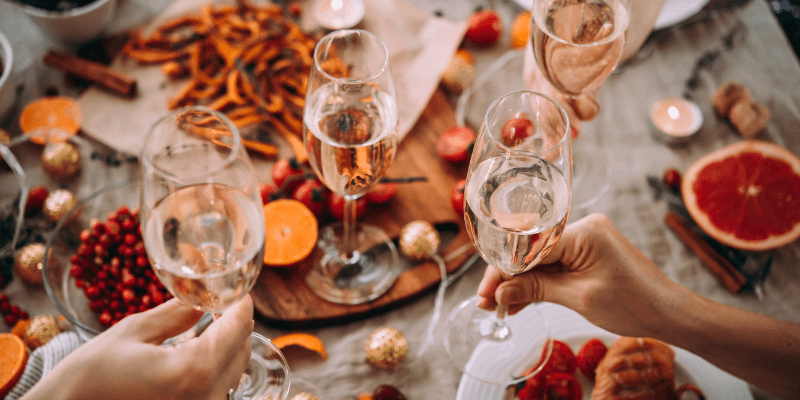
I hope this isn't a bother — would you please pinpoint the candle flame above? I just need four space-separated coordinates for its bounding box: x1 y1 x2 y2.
667 106 680 120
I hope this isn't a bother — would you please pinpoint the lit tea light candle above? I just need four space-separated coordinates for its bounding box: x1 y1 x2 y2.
312 0 365 30
649 97 703 144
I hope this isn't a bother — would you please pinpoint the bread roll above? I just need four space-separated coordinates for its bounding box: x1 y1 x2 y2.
591 337 676 400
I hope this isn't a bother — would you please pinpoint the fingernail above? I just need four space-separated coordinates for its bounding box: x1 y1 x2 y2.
502 286 523 303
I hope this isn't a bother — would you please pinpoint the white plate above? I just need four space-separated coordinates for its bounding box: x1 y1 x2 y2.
510 0 708 30
456 302 754 400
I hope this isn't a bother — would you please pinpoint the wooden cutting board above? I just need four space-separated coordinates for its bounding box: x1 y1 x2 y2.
251 89 476 329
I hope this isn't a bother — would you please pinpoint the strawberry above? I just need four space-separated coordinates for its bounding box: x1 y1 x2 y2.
516 373 545 400
544 372 582 400
365 183 398 205
542 340 577 376
25 186 49 217
327 193 367 221
292 179 327 217
271 158 305 192
259 183 279 205
450 179 466 217
437 126 475 164
576 337 608 380
501 115 536 147
465 10 503 46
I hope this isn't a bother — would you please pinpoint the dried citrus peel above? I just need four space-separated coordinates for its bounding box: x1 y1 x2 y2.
0 333 29 398
19 96 82 145
272 332 327 359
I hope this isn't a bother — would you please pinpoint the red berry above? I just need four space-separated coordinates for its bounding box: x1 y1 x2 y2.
450 179 466 217
271 158 305 191
326 193 367 221
99 311 113 326
85 286 101 299
465 10 503 45
121 218 135 232
89 299 105 312
292 179 327 217
289 3 302 16
18 310 29 320
5 314 18 326
365 183 398 205
663 168 681 192
0 302 11 314
437 126 475 164
0 293 8 303
122 289 136 304
576 337 608 380
501 115 536 147
25 186 49 217
152 291 165 305
259 182 279 205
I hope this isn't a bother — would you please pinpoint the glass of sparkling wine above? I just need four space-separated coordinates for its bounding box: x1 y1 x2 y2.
302 29 399 304
140 107 290 400
526 0 629 210
444 91 572 385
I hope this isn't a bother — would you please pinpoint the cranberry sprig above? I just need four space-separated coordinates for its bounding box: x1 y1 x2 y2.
0 293 29 327
69 205 172 327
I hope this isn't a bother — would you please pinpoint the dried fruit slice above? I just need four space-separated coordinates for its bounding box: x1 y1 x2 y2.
272 332 327 359
682 140 800 251
0 333 29 398
19 96 82 144
262 199 318 266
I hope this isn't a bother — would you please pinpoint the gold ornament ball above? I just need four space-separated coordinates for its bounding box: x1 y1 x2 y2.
43 189 78 223
24 315 63 350
14 242 54 286
398 221 440 261
365 327 408 370
42 141 81 181
290 394 321 400
0 128 10 145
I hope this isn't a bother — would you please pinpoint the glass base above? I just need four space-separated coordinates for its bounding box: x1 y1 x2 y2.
230 333 291 400
305 222 399 305
443 296 552 385
571 137 612 210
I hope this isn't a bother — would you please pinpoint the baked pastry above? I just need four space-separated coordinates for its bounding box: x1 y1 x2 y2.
591 337 676 400
712 81 751 118
729 98 771 139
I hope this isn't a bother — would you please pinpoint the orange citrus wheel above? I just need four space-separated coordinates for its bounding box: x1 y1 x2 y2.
272 332 327 359
682 140 800 251
262 199 318 266
0 333 29 398
19 96 82 144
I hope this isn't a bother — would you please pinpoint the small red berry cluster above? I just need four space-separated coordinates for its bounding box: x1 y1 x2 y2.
0 293 29 327
69 205 171 327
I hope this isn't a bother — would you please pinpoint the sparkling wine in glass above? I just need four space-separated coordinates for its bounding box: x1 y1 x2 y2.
140 107 290 400
444 90 572 386
302 29 400 305
527 0 629 210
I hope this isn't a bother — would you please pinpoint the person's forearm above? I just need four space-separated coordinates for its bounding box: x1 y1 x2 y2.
654 288 800 398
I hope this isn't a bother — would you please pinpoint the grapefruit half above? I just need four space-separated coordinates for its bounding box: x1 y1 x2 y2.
682 140 800 251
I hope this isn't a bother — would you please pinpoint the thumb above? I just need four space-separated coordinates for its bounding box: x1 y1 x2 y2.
496 269 562 309
571 90 600 121
121 298 204 344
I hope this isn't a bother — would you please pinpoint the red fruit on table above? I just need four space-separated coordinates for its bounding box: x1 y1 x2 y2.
327 193 368 221
25 186 49 217
271 158 304 191
450 179 466 217
465 10 503 46
662 168 681 192
542 339 577 375
437 126 475 164
365 183 398 205
292 179 327 217
501 115 535 147
259 182 279 204
516 373 545 400
544 372 582 400
576 337 608 380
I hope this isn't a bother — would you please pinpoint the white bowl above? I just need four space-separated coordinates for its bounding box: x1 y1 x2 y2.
14 0 117 46
0 30 14 123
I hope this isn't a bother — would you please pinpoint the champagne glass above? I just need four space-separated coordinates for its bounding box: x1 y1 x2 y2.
140 107 290 400
302 29 399 304
527 0 630 209
444 90 572 385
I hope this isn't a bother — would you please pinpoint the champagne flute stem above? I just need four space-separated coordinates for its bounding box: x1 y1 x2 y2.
343 196 357 260
496 304 508 320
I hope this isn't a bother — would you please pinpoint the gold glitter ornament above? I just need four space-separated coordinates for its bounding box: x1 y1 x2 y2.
41 141 81 181
290 393 321 400
398 221 440 261
24 315 62 350
43 189 78 223
365 327 408 370
0 128 10 144
13 242 52 286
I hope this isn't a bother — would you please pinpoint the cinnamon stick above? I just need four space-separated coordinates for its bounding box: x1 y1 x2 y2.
664 211 748 293
43 50 137 97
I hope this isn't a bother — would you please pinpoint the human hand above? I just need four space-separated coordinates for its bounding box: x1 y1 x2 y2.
477 214 691 339
522 43 600 139
24 296 255 400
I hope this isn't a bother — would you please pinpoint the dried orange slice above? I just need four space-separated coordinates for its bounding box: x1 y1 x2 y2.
510 11 531 49
682 140 800 251
0 333 29 398
272 332 327 359
19 96 82 144
262 199 318 266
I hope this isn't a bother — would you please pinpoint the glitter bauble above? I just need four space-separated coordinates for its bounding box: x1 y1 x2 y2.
43 189 78 223
398 221 440 261
41 141 81 181
13 242 52 286
365 327 408 370
0 128 10 145
24 315 62 350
